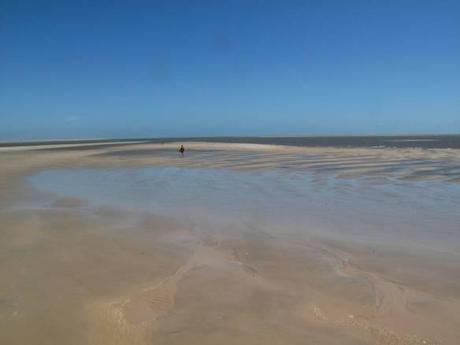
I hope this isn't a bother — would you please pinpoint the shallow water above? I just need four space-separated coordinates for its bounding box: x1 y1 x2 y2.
29 167 460 253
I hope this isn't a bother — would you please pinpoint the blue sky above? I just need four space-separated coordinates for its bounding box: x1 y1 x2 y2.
1 0 459 140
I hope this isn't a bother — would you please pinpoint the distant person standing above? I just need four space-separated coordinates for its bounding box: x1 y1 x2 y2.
179 145 185 156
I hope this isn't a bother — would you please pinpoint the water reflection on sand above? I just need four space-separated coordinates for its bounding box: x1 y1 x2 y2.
30 166 460 252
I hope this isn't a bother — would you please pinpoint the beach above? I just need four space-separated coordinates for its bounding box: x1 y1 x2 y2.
1 141 459 345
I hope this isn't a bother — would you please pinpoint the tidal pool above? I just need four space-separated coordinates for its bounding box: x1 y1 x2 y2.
29 166 460 253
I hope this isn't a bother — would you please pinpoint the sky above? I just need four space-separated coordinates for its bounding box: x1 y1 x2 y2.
1 0 459 140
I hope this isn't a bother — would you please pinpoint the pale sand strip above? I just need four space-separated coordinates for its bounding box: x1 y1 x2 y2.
0 140 149 152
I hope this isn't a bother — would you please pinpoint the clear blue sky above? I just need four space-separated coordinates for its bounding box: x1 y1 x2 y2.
1 0 459 140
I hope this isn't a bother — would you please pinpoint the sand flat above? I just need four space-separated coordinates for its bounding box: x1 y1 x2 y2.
1 142 460 344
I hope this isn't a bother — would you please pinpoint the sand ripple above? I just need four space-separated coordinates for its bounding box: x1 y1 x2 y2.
96 142 460 183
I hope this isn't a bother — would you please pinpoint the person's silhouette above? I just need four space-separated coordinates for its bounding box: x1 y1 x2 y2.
179 145 185 156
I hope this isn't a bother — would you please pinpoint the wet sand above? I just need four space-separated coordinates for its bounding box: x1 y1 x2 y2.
1 142 460 345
